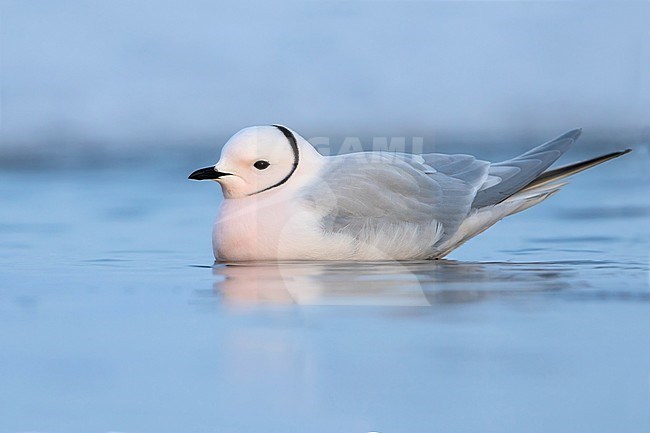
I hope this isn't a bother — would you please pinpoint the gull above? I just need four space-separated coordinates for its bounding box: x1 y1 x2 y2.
189 125 630 261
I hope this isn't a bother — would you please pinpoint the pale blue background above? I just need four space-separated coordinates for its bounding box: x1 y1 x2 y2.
1 1 648 155
1 2 649 433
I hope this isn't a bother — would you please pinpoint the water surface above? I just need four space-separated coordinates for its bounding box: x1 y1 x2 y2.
0 150 649 433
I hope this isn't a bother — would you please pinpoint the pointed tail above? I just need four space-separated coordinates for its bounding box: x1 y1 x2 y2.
520 149 632 192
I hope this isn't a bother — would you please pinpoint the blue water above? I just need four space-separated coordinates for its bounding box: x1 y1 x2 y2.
1 149 649 433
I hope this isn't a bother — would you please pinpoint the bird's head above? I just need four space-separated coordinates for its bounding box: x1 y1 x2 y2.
189 125 315 198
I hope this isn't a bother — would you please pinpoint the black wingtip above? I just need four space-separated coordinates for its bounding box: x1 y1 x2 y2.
606 148 632 159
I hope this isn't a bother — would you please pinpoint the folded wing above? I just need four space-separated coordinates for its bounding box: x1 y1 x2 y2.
471 129 582 208
302 152 490 246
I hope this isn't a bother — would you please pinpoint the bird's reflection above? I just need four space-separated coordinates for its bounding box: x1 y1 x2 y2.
212 260 576 306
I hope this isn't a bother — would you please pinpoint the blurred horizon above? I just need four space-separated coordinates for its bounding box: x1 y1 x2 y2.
1 1 649 163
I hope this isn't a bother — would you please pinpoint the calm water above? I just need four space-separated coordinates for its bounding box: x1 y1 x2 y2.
1 149 649 433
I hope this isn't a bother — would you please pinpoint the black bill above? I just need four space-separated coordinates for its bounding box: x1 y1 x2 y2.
188 167 231 180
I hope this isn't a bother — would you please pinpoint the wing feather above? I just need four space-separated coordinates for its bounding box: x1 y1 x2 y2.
302 152 490 247
471 128 581 208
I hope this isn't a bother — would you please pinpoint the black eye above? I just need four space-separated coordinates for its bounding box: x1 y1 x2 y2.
253 160 270 170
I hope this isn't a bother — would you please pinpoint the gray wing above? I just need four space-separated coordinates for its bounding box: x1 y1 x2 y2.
302 152 490 244
471 129 581 208
417 153 492 189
